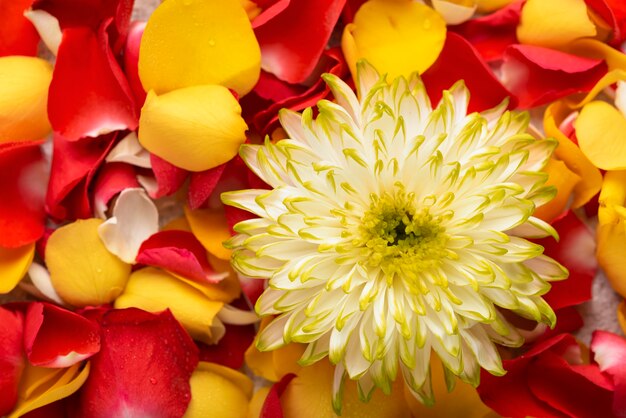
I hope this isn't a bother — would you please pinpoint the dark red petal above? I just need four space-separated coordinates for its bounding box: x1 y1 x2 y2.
198 324 256 369
123 21 147 107
23 302 101 368
0 141 46 247
535 211 596 310
136 230 224 284
0 306 24 416
451 0 523 62
585 0 626 45
149 154 188 199
48 22 138 141
92 162 140 217
591 331 626 415
0 0 40 57
254 0 346 83
422 33 516 113
501 44 608 109
188 163 227 210
77 308 199 418
260 374 296 418
46 133 117 221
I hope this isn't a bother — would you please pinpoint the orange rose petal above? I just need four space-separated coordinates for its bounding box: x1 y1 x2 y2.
185 206 233 260
534 159 581 223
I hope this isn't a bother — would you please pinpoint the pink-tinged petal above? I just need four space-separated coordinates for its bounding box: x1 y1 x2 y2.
46 133 116 221
92 163 140 219
260 374 296 418
188 163 227 210
534 212 596 310
123 21 147 107
23 302 100 368
48 22 137 141
421 33 515 113
254 0 346 83
136 230 226 284
0 306 24 416
77 308 199 418
148 153 188 199
0 0 40 57
0 141 46 248
198 324 256 369
451 0 523 62
501 44 608 109
591 330 626 415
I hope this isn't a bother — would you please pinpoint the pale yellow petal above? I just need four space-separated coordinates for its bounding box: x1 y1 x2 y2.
46 219 131 307
0 243 35 294
576 101 626 170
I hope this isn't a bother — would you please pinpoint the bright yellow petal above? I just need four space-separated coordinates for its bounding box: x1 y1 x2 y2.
281 360 410 418
618 300 626 335
139 86 247 172
0 56 52 143
9 363 90 418
517 0 596 48
139 0 260 96
597 221 626 299
184 362 251 418
566 39 626 71
342 0 446 82
576 101 626 170
544 102 602 208
185 206 233 260
0 243 34 294
195 362 253 399
46 219 131 307
474 0 515 13
114 267 224 345
565 70 626 109
404 358 495 418
534 158 581 223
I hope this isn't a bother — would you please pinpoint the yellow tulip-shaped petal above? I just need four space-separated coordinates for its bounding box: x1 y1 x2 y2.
46 219 131 307
544 102 602 208
517 0 596 48
0 243 34 293
184 362 251 418
404 358 496 418
139 0 260 96
281 360 410 418
534 159 581 223
599 170 626 225
185 206 233 259
139 86 247 172
0 56 52 142
342 0 446 82
475 0 515 13
114 267 224 345
576 101 626 170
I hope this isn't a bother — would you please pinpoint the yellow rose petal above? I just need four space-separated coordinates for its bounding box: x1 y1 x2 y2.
576 101 626 170
0 56 52 143
566 39 626 71
185 206 233 260
46 219 131 307
139 86 247 172
517 0 596 48
114 267 224 345
599 170 626 225
534 159 581 223
184 362 251 418
342 0 446 82
139 0 260 96
0 243 35 294
475 0 515 13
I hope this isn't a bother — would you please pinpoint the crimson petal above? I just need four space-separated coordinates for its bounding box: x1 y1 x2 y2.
0 306 24 416
149 154 188 199
92 162 140 218
260 374 296 418
188 163 227 210
0 0 39 57
198 324 256 369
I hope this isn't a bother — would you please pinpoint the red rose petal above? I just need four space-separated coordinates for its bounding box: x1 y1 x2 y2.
46 133 117 221
254 0 346 83
0 0 40 57
123 21 147 107
23 302 100 368
501 44 608 109
93 162 140 217
591 331 626 415
188 163 227 210
451 0 523 62
149 154 189 199
198 324 256 369
535 211 596 310
48 21 138 141
77 308 199 418
421 33 515 113
586 0 626 45
0 141 46 248
260 373 296 418
250 0 290 29
136 230 225 284
0 306 24 416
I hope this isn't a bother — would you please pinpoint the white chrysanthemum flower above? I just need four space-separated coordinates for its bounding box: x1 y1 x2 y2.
223 62 567 410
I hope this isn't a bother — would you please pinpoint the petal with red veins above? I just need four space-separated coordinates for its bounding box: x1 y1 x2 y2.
0 306 24 416
92 163 140 219
77 308 199 418
0 141 46 248
591 330 626 415
501 44 608 109
136 230 227 284
23 302 100 368
254 0 346 83
46 133 116 221
48 23 137 141
421 33 515 113
0 0 40 57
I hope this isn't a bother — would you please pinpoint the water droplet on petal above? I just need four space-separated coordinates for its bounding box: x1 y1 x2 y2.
208 39 216 47
150 378 157 385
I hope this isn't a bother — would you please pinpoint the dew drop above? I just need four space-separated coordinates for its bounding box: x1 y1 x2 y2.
208 39 216 47
150 378 157 385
